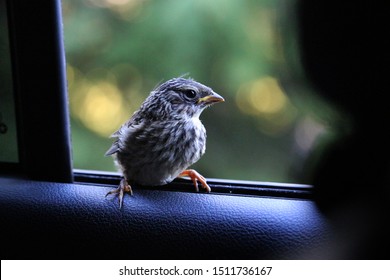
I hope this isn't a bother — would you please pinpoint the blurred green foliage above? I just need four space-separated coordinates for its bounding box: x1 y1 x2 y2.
62 0 337 183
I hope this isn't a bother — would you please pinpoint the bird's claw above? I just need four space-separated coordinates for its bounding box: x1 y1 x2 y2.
105 178 133 208
179 169 211 193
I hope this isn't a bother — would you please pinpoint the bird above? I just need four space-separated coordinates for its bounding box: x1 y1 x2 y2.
105 77 224 208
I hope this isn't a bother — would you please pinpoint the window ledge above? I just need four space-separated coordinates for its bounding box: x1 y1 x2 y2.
73 169 313 200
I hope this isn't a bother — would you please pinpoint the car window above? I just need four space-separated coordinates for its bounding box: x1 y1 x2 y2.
62 0 341 184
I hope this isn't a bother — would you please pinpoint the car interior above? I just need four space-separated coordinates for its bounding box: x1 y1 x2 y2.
1 0 388 259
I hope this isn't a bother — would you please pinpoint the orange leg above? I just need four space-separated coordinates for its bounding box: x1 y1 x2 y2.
178 169 211 193
105 178 133 208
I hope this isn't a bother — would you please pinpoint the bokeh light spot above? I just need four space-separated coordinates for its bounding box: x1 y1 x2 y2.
67 64 131 138
236 76 297 135
249 77 287 114
80 82 129 137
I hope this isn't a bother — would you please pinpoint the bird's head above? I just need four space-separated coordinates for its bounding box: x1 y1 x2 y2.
141 77 224 120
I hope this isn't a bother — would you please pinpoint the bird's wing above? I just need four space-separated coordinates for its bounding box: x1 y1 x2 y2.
104 115 142 156
105 139 120 156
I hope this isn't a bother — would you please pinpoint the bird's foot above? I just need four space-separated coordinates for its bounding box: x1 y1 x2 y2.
178 169 211 193
105 178 133 208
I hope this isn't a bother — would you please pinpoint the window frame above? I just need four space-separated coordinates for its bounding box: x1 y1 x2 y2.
5 0 72 182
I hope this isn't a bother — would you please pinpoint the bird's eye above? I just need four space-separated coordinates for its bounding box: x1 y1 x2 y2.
183 90 197 99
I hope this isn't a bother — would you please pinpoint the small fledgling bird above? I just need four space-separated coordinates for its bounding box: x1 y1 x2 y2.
105 77 224 208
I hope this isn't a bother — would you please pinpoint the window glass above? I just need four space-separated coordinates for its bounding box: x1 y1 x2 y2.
62 0 339 183
0 0 19 163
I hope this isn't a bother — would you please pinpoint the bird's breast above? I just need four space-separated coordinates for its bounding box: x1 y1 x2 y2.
116 117 206 186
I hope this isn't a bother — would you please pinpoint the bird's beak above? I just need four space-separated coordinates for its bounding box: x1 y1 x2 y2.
198 92 225 105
